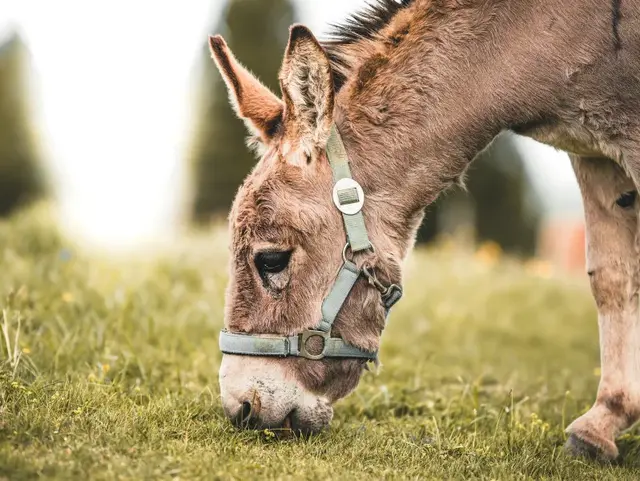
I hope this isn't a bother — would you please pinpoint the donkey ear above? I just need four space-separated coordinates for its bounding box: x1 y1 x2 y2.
279 25 335 148
208 35 284 143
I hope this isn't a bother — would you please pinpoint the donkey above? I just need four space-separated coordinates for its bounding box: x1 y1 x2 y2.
210 0 640 460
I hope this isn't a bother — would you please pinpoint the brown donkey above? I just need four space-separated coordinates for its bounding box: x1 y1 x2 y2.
210 0 640 460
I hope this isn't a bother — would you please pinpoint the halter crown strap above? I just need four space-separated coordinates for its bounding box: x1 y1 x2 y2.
327 125 372 253
218 124 401 361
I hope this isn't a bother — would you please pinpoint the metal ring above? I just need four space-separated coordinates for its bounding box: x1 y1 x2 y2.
299 330 329 360
342 243 351 263
342 242 375 263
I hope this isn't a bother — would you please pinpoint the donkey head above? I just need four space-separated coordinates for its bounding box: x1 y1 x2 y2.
211 25 405 434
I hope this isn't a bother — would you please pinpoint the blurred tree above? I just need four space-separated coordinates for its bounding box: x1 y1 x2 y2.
0 33 44 217
191 0 296 223
417 133 541 255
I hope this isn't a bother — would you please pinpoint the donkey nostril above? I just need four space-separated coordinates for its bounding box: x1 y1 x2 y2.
231 393 262 429
241 401 253 422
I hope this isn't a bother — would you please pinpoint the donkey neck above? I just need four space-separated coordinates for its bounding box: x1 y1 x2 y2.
329 0 607 245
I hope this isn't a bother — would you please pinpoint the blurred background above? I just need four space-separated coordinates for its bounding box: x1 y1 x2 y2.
1 0 585 273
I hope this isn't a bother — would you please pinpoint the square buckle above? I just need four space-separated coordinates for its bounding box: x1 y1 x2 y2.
299 330 329 360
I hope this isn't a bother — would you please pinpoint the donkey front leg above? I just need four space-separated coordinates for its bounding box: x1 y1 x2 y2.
565 155 640 460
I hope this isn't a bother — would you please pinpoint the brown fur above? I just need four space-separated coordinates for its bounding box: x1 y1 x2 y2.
209 36 283 142
212 0 640 452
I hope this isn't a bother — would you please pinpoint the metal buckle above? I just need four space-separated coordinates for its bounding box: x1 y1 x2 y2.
299 330 330 360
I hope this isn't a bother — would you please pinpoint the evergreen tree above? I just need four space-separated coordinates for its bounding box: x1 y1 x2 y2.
0 33 43 217
417 133 541 255
468 133 540 254
191 0 296 223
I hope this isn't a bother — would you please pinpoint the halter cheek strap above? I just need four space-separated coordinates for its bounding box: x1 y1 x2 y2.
326 125 372 252
218 124 402 361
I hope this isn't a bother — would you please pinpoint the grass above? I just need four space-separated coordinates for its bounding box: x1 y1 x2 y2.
2 205 640 480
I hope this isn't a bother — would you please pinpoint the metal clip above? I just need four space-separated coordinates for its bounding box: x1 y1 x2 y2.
362 265 403 310
381 284 403 310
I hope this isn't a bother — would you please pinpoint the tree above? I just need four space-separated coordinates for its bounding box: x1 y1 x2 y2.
0 33 44 217
191 0 296 223
417 133 541 255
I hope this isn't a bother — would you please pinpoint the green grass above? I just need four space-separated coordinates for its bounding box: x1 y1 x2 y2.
2 205 640 480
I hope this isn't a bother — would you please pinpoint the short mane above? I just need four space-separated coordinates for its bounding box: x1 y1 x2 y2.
322 0 415 91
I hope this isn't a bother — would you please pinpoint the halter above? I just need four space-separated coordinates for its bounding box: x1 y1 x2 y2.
218 124 403 361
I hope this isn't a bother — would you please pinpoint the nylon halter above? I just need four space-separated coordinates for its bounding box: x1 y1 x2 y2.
218 124 403 361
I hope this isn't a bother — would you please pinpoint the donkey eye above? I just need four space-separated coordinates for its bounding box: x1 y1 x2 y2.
254 251 292 277
616 191 637 209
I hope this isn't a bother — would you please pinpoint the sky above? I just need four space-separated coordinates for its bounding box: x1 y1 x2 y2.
2 0 581 251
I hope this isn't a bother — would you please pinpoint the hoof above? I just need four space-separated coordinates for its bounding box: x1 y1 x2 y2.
565 433 618 462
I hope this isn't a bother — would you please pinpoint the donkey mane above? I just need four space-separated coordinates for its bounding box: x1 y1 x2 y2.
322 0 415 91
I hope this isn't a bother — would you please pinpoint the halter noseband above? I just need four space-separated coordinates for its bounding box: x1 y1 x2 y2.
218 124 403 361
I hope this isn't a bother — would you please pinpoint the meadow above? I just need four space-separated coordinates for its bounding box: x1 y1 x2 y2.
2 205 640 480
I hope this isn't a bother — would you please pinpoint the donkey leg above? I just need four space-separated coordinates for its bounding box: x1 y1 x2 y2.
565 155 640 461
